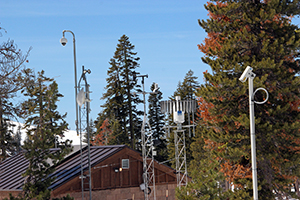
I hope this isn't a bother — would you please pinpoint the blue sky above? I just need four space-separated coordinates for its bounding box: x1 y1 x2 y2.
0 0 209 130
2 1 299 130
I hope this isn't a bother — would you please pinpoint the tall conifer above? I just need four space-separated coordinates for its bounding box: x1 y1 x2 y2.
147 82 167 162
185 1 300 199
97 35 142 149
21 71 72 200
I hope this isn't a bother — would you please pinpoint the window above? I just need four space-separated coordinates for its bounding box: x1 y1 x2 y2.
122 159 129 169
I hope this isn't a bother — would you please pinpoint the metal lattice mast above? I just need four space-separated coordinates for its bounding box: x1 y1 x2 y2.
160 96 197 187
77 66 92 200
134 74 156 200
142 115 156 200
174 128 187 187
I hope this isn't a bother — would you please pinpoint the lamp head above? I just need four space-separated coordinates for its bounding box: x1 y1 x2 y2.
60 37 68 46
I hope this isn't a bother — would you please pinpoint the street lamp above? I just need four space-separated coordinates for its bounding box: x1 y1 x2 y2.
60 30 79 132
239 66 269 200
60 30 84 200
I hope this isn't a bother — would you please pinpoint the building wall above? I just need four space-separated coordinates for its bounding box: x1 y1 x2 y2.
52 183 177 200
0 190 22 200
0 146 180 200
0 184 178 200
52 148 177 197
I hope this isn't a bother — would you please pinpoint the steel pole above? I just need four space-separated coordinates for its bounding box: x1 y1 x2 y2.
249 76 258 200
86 79 92 200
61 30 83 200
62 30 79 134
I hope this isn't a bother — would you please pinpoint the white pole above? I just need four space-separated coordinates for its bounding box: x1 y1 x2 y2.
249 76 258 200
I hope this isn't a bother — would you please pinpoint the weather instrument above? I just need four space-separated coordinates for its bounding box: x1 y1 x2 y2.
160 96 197 188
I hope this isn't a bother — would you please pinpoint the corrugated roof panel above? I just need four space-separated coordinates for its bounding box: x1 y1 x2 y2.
0 145 127 191
0 153 28 190
50 145 126 190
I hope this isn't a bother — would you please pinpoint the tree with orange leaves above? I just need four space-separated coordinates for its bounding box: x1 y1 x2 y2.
92 118 112 146
178 1 300 199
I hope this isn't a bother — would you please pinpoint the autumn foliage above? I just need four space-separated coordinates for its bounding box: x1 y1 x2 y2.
182 0 300 199
92 118 112 146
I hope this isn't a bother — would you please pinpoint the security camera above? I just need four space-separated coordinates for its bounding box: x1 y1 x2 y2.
60 37 68 46
239 66 253 82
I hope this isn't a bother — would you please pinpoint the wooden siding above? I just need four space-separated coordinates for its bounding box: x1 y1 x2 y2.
52 147 177 196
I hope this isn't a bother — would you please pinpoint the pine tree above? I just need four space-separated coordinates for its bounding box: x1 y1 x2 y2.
167 70 199 167
188 1 300 199
21 71 72 200
96 35 142 149
172 70 199 100
147 82 167 162
177 125 234 200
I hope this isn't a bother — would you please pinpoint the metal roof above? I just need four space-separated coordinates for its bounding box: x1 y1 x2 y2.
0 153 28 190
0 145 126 191
49 145 126 190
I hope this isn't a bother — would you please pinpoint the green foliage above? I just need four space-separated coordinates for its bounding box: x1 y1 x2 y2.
147 82 167 162
172 70 199 99
186 0 300 199
5 193 74 200
21 71 72 200
51 194 74 200
95 35 143 149
177 125 234 200
4 193 25 200
167 70 199 167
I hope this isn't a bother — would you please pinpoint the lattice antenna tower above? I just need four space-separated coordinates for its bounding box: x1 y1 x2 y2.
77 66 92 200
160 96 197 187
133 72 157 200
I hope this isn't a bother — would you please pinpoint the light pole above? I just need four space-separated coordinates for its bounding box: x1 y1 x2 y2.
60 30 84 200
60 30 79 132
239 66 269 200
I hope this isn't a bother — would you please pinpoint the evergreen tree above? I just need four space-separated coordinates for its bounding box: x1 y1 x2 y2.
21 71 72 200
96 35 142 149
147 82 167 162
177 125 234 200
172 69 199 100
185 1 300 199
167 70 199 167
